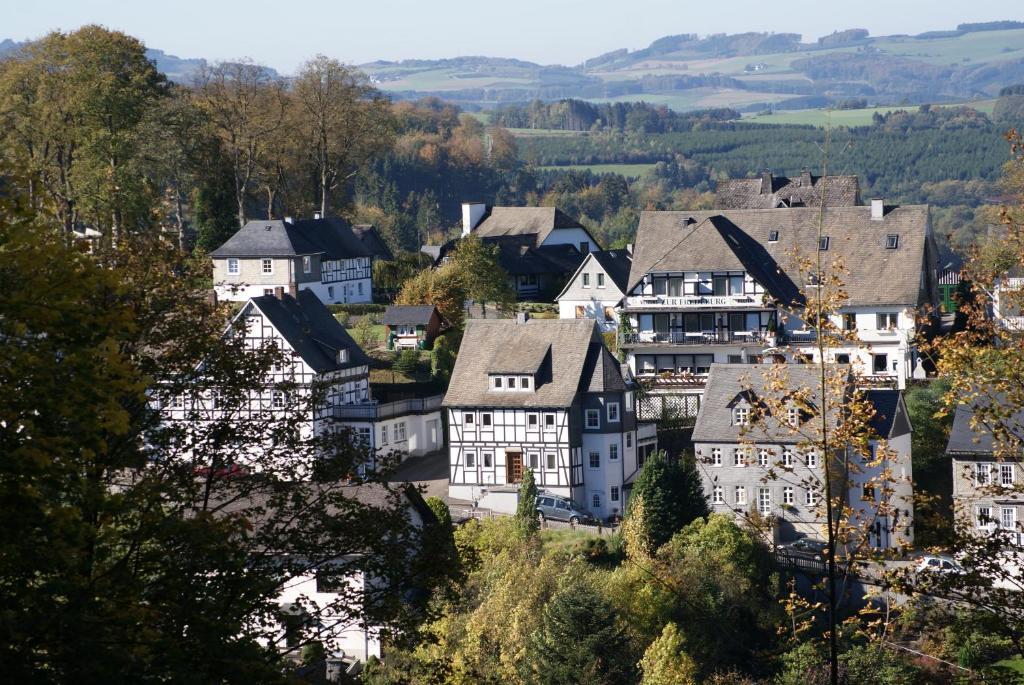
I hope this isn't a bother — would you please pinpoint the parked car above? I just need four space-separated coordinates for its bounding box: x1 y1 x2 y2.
783 538 829 559
916 555 964 576
535 495 595 525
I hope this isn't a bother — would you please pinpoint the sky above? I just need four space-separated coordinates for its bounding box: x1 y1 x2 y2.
5 0 1023 73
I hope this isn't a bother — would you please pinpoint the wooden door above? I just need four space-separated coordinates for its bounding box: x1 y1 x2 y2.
506 451 523 484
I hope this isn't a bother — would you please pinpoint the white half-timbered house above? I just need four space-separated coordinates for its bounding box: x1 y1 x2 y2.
211 216 374 304
444 317 656 521
622 200 939 414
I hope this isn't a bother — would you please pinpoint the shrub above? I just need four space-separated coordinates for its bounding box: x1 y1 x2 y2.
393 349 421 375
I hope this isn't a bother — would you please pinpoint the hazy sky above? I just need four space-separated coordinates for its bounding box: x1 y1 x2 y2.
6 0 1023 73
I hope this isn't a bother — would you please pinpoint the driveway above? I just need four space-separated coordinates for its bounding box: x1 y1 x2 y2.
385 450 450 501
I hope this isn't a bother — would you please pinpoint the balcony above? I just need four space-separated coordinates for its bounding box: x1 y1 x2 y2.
333 395 444 421
621 330 775 347
625 294 763 310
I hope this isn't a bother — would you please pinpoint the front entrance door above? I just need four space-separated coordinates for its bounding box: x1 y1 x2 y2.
506 451 523 484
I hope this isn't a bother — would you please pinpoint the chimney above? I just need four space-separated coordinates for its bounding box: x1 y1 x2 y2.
760 170 773 195
516 311 530 324
461 202 487 237
288 284 298 298
870 198 885 220
626 243 634 256
274 286 285 300
313 211 322 220
800 169 812 187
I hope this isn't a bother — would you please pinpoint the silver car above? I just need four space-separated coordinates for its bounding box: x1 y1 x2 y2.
535 494 594 525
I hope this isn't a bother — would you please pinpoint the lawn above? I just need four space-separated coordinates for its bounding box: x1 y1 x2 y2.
995 656 1024 674
744 100 997 127
538 162 656 178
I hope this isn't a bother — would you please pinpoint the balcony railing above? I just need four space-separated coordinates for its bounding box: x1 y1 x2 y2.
625 294 762 309
621 330 774 346
333 395 444 420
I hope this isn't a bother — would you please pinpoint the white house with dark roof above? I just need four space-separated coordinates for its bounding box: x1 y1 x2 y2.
455 203 600 300
162 289 443 469
211 217 374 304
444 317 656 521
693 364 913 549
946 395 1024 546
622 201 939 411
556 248 632 332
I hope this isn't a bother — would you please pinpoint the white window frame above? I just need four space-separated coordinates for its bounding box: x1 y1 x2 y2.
733 406 749 426
712 486 724 504
396 421 406 442
227 258 240 275
977 505 992 528
735 485 747 505
464 413 474 426
544 413 556 430
302 255 312 273
592 493 601 509
546 452 557 470
380 424 388 445
597 273 606 288
271 390 285 409
783 486 794 505
607 402 620 422
1001 506 1017 530
585 409 600 429
757 449 770 468
262 258 273 275
782 450 794 468
527 413 538 428
757 487 771 515
805 489 818 506
481 413 492 427
876 312 898 330
806 452 819 468
582 273 591 288
787 407 799 427
465 451 476 468
976 463 992 486
1000 463 1015 487
732 448 745 467
711 447 722 466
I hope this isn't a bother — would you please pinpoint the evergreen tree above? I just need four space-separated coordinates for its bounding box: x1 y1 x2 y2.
526 576 635 685
625 451 709 552
638 622 698 685
515 468 540 537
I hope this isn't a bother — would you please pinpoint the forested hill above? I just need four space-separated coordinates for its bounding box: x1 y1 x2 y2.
362 22 1024 111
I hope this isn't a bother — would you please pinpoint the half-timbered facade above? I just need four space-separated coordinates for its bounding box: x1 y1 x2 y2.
693 364 914 549
444 317 655 521
623 200 939 405
211 217 373 304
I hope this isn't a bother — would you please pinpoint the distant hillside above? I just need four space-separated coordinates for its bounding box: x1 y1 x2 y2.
358 23 1024 112
0 39 277 84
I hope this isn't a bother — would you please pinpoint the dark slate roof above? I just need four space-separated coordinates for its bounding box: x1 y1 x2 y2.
629 206 933 307
692 364 847 443
352 224 394 261
583 343 629 393
590 249 633 293
715 172 860 210
473 206 591 248
248 290 371 373
492 238 585 277
946 395 1024 455
443 318 620 408
864 389 903 439
382 305 437 326
211 217 372 260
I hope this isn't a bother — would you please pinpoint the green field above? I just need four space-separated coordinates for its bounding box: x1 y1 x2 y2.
538 163 656 178
507 127 588 138
592 88 794 112
996 656 1024 674
743 100 997 127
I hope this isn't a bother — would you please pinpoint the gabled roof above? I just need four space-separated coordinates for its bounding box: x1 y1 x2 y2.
629 206 932 307
443 318 620 408
864 389 911 440
247 290 371 373
492 239 585 277
716 172 860 210
582 343 629 394
555 249 633 302
382 305 438 326
211 217 372 260
946 394 1024 456
473 206 593 248
692 364 848 443
352 224 394 261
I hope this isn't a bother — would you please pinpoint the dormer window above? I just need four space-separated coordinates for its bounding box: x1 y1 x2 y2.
507 377 516 389
493 377 503 389
733 406 749 426
521 376 530 390
768 230 780 242
818 236 830 251
336 349 348 364
787 407 800 427
885 234 899 249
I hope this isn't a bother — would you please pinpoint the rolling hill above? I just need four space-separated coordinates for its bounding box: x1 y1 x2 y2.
360 21 1024 111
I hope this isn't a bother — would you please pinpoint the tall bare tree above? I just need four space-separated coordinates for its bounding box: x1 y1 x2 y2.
291 56 394 217
193 61 286 228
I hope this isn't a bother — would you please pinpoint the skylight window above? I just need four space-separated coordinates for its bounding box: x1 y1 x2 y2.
818 236 830 251
768 230 780 242
885 234 899 249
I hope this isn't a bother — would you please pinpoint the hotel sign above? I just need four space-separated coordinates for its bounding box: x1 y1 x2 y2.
630 295 759 308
